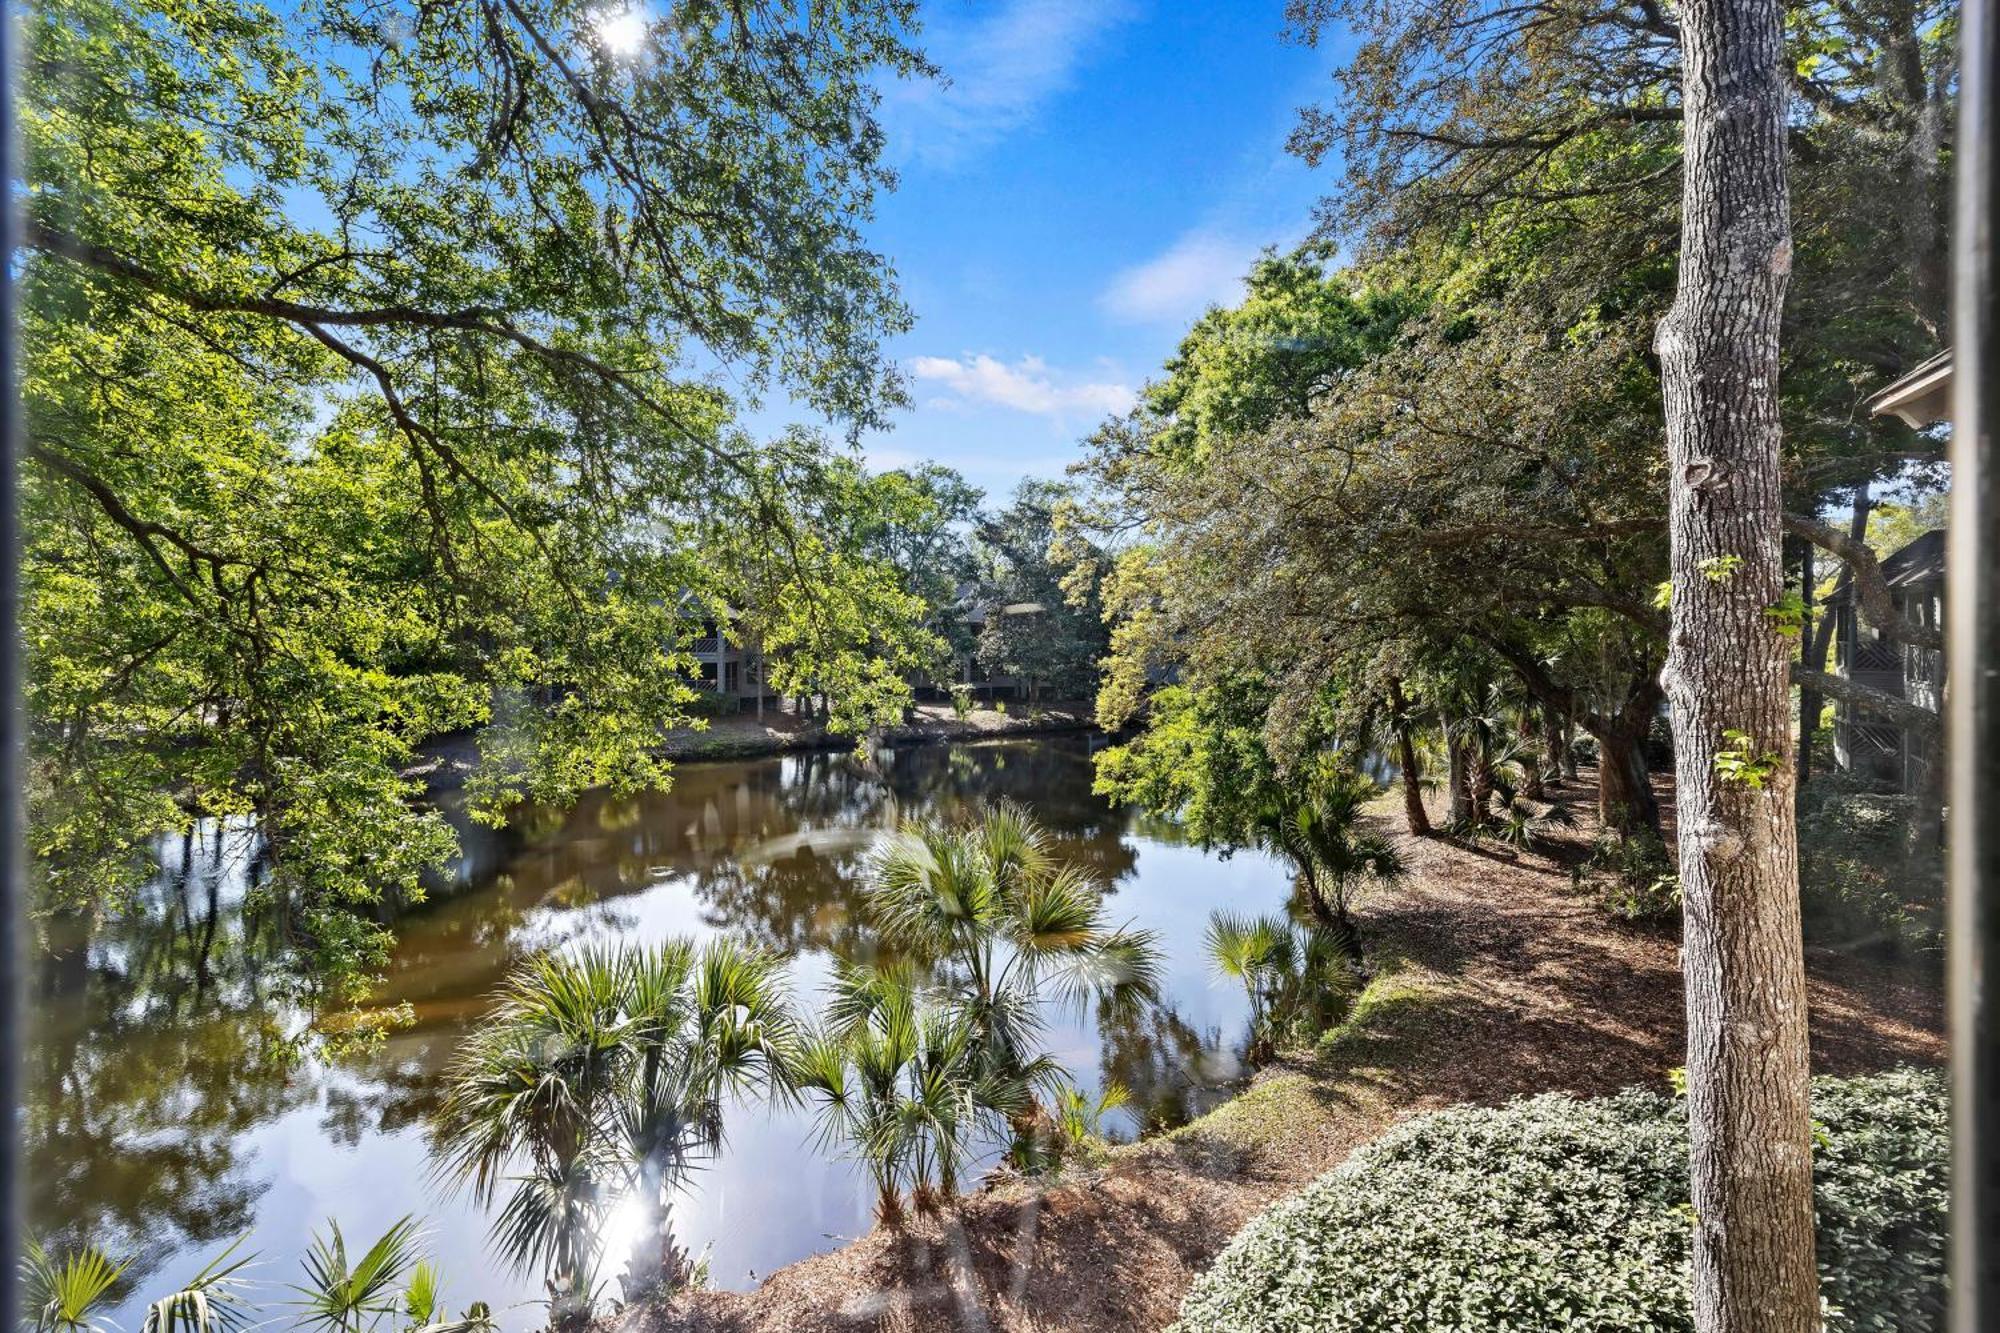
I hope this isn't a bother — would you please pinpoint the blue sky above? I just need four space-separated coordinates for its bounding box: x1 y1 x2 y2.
746 1 1354 502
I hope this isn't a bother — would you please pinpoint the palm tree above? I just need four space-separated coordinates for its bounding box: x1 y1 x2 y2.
21 1242 127 1333
432 945 628 1322
794 964 1021 1223
141 1239 257 1333
1493 795 1577 852
862 804 1159 1165
290 1217 424 1333
1205 911 1360 1062
21 1237 255 1333
19 1230 478 1333
1252 769 1404 959
1047 1082 1131 1169
615 940 794 1300
430 938 796 1319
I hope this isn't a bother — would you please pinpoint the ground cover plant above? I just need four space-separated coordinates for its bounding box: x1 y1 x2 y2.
1172 1067 1946 1333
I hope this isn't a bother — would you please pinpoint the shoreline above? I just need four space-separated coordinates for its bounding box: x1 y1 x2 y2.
408 702 1102 791
629 775 1945 1333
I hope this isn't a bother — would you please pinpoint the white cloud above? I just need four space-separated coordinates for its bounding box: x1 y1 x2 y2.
1100 231 1260 324
882 0 1135 167
908 353 1134 417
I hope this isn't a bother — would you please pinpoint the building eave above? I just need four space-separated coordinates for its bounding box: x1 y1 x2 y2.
1865 350 1954 428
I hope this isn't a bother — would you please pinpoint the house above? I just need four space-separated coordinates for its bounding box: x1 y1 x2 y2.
1827 528 1945 791
934 581 1026 701
680 583 1050 715
686 613 774 712
1865 348 1954 428
1828 350 1954 791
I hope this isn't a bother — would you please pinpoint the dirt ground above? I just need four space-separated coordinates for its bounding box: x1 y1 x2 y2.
626 774 1945 1333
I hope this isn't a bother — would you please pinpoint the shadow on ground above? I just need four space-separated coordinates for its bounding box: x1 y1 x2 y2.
634 773 1945 1333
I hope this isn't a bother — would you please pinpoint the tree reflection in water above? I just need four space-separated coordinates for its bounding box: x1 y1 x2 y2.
26 821 304 1287
1098 1002 1249 1136
30 736 1270 1318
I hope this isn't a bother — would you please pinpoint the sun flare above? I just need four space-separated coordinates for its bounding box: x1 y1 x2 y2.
593 6 648 57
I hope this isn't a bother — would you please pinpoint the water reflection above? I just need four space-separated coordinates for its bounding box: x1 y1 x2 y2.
27 738 1271 1328
26 826 300 1288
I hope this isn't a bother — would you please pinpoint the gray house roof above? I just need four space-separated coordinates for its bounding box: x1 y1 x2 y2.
1866 350 1953 428
1880 528 1946 591
1826 528 1945 607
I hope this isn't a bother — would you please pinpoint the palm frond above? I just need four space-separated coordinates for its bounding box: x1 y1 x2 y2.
973 801 1052 893
289 1217 424 1333
1203 911 1283 984
139 1236 255 1333
401 1260 442 1329
1045 926 1162 1016
1010 865 1101 956
22 1240 129 1333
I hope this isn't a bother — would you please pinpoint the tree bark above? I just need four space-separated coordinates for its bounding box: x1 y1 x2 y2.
1447 731 1474 828
1595 721 1661 835
1656 0 1820 1322
1469 735 1495 820
1542 707 1568 789
1388 678 1432 836
1520 708 1546 800
1792 664 1942 742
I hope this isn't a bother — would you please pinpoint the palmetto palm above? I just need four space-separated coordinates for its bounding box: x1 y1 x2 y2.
289 1217 423 1333
1205 911 1359 1061
614 940 795 1300
863 804 1159 1162
432 945 627 1318
431 938 795 1318
1252 770 1404 958
794 965 1022 1222
21 1237 256 1333
397 1256 496 1333
21 1241 127 1333
1204 912 1293 1036
139 1239 256 1333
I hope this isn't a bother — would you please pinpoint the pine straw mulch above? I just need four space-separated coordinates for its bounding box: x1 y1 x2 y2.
623 773 1945 1333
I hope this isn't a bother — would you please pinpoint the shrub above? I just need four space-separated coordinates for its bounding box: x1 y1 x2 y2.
680 691 739 720
1799 777 1942 953
1493 797 1575 853
1172 1067 1946 1333
1572 828 1681 922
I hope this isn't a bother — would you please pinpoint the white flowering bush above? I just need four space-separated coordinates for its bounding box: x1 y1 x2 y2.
1173 1068 1945 1333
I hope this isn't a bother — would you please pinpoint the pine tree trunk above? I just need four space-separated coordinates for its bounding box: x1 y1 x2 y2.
1657 0 1819 1323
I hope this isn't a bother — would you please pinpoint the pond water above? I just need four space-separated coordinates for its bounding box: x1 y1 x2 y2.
26 737 1285 1330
